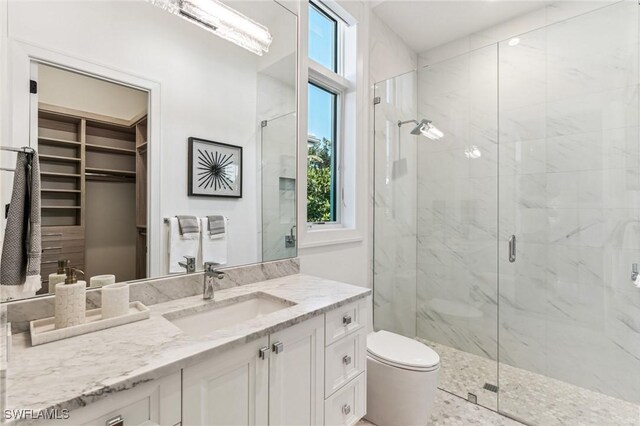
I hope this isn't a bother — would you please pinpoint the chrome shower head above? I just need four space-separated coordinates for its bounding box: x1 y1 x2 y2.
398 119 444 140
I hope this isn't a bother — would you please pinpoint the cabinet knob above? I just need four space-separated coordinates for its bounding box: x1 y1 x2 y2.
105 415 124 426
258 346 270 360
342 404 351 415
342 315 352 326
342 355 352 365
272 341 284 354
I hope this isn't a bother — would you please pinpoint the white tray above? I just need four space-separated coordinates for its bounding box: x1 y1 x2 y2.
30 301 150 346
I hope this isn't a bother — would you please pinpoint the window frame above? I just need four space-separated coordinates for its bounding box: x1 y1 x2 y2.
306 0 348 229
308 1 339 74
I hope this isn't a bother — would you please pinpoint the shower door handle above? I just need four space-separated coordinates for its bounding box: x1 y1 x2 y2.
508 235 516 263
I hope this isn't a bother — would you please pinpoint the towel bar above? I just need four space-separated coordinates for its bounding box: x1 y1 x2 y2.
164 216 230 223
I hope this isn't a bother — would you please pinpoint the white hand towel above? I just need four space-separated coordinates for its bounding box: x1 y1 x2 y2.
200 217 228 266
169 217 200 273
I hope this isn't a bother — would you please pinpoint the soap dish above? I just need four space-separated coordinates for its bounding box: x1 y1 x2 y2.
30 302 150 346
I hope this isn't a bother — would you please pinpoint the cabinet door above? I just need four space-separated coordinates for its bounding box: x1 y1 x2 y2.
44 371 181 426
182 336 269 426
269 315 324 426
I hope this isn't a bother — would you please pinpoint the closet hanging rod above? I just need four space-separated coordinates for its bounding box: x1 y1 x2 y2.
1 146 35 154
85 172 135 181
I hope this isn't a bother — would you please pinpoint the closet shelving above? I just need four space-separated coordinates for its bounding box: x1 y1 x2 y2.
37 105 148 291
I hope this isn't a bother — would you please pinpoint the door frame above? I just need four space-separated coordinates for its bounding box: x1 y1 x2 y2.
6 39 162 277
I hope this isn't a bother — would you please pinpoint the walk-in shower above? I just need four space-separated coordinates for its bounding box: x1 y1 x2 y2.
373 2 640 424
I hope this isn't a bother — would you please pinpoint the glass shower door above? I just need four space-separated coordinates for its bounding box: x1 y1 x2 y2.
261 112 297 262
498 2 640 423
414 45 500 410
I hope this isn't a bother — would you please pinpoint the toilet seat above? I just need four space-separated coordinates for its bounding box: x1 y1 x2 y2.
367 330 440 372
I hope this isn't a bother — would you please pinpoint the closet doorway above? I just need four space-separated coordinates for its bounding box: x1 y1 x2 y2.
34 64 149 292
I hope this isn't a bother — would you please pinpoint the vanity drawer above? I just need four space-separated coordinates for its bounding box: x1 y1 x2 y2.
324 372 366 426
41 251 85 268
326 329 366 397
325 300 365 346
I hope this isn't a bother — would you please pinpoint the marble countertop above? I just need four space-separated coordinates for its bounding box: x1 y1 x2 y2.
5 274 370 417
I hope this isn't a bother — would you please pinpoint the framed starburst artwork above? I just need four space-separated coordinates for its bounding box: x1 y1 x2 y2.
188 137 243 198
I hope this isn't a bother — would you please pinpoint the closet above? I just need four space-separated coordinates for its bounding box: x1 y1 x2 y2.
38 105 148 292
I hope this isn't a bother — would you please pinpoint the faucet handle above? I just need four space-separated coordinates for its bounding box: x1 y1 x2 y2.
204 261 221 271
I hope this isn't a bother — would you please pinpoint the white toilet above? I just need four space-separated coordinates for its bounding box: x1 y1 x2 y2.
365 330 440 426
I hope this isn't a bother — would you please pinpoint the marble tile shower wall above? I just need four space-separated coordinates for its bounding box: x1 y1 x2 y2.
416 46 499 363
373 71 418 338
498 1 640 403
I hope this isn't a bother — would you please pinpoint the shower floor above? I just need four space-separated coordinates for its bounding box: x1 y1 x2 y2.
418 338 640 425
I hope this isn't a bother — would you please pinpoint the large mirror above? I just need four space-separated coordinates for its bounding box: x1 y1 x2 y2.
0 0 297 301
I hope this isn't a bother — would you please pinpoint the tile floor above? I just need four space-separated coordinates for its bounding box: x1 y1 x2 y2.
357 389 522 426
419 338 640 426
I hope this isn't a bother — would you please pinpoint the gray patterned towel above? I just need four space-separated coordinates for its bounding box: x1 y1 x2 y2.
176 215 199 235
1 151 41 297
207 215 226 235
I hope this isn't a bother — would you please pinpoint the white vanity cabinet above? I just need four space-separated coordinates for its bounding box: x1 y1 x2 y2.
53 371 181 426
55 298 369 426
182 315 325 426
181 300 368 426
323 299 368 426
182 336 270 425
268 315 324 425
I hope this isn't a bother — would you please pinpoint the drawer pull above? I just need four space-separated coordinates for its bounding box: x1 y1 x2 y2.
105 414 124 426
272 341 284 354
342 355 352 365
342 315 352 326
258 346 270 360
41 260 59 265
42 246 62 251
42 233 63 237
342 404 351 415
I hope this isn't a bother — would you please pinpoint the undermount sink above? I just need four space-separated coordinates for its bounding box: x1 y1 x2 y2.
165 293 295 336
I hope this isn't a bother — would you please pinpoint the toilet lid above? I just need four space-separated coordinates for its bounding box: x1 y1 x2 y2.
367 331 440 371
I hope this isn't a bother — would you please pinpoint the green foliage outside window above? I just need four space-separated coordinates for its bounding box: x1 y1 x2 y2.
307 137 333 223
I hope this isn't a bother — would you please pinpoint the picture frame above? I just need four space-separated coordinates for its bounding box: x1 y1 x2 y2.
188 137 243 198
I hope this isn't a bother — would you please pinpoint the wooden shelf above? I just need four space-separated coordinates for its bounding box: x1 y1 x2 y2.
39 154 81 163
136 142 148 153
42 206 81 210
86 143 135 155
41 189 81 193
85 167 136 178
41 172 81 178
38 137 81 147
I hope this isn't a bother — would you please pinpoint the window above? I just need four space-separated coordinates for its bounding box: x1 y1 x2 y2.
308 3 337 72
307 82 337 223
307 1 344 226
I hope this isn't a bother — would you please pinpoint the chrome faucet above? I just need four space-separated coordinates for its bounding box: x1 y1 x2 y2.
179 256 196 274
204 262 225 300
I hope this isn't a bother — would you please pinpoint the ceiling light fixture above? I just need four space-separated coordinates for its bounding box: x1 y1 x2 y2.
148 0 272 56
508 37 520 47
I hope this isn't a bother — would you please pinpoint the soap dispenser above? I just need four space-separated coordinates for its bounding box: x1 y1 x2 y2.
48 259 69 294
54 267 87 329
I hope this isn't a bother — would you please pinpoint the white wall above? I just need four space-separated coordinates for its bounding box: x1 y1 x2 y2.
4 0 295 275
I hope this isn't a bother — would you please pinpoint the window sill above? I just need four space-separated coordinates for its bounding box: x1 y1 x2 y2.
298 225 363 249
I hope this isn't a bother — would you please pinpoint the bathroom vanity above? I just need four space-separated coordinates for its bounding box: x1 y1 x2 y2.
5 273 370 425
